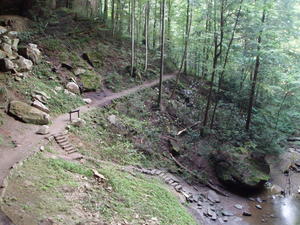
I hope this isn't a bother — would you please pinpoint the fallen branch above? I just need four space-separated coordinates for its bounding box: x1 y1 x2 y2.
169 153 229 197
177 121 201 136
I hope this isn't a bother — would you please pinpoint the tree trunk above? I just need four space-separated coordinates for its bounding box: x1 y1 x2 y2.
130 0 135 76
170 0 192 98
157 0 165 109
144 0 150 71
201 0 223 135
245 6 266 131
111 0 115 33
153 0 158 50
210 0 243 128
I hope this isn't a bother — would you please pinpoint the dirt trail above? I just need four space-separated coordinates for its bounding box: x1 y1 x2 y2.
0 74 175 197
0 74 175 224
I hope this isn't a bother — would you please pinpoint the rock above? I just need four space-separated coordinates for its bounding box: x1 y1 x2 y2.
18 43 42 64
83 98 92 104
64 89 76 96
32 100 50 113
71 118 86 127
0 50 6 59
34 91 50 100
270 184 284 195
222 210 234 217
212 150 270 191
66 82 80 94
256 204 262 209
8 101 50 125
107 114 118 125
6 31 18 38
243 211 252 216
234 204 243 210
78 70 101 91
0 58 15 71
11 38 19 51
32 94 47 104
61 63 73 70
2 36 11 45
295 160 300 167
287 137 300 142
211 212 217 221
0 26 7 35
207 190 220 203
14 56 33 72
82 52 94 67
1 43 12 55
36 125 50 135
256 197 263 203
55 86 63 91
40 146 45 151
207 208 214 217
73 67 86 76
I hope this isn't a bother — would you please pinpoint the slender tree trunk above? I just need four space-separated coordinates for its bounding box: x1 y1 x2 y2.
245 7 266 131
111 0 115 33
144 0 150 71
183 0 191 74
201 0 222 135
104 0 108 22
167 0 172 51
170 0 192 98
130 0 135 76
210 0 243 128
153 0 158 50
157 0 165 109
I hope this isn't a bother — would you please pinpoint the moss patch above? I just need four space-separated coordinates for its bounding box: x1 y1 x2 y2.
2 152 196 225
79 70 101 91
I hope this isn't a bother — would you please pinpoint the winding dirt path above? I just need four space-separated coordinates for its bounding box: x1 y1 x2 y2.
0 74 175 224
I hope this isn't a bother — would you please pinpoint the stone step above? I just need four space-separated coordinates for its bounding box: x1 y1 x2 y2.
54 133 65 138
65 147 75 152
67 150 78 155
55 136 68 141
58 140 69 145
62 144 73 149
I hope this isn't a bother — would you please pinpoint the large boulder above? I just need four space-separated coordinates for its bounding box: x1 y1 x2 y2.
1 43 12 55
78 70 101 92
0 26 7 35
66 82 80 94
0 58 15 71
18 43 42 64
8 100 50 125
211 149 270 191
13 56 33 72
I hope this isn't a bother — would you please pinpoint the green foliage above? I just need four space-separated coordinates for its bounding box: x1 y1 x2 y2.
13 63 84 115
48 158 93 177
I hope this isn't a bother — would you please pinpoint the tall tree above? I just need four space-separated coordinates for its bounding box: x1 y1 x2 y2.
201 0 224 135
245 4 266 131
130 0 135 76
144 0 150 71
157 0 166 108
170 0 193 98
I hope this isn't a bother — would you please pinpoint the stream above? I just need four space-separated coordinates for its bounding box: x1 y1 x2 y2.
238 139 300 225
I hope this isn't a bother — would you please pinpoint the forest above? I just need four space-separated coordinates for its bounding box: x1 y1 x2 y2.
0 0 299 224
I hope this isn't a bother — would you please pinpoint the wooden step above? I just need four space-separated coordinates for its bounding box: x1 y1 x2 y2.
62 144 73 149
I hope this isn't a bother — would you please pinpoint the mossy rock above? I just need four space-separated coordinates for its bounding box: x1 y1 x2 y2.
211 150 270 191
8 101 50 125
82 51 103 68
79 71 101 92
